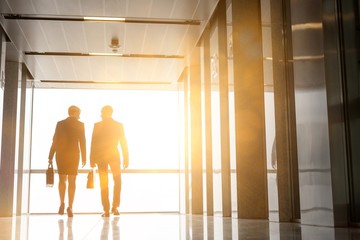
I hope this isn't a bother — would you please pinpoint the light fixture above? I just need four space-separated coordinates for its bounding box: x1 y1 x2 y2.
3 14 200 25
83 16 126 22
89 53 123 56
109 38 121 53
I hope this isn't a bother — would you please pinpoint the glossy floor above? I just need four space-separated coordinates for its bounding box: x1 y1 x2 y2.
1 213 360 239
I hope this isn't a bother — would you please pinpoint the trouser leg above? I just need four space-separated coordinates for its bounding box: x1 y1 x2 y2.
109 160 121 209
98 163 110 212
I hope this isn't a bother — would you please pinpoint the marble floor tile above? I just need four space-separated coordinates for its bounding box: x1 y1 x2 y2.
0 213 360 239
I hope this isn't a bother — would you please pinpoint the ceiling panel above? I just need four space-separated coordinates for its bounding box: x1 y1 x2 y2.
27 56 184 82
106 57 124 80
55 0 82 16
30 0 58 14
62 22 88 52
120 58 140 81
83 22 107 53
72 57 93 80
1 0 219 89
104 0 127 17
55 57 77 80
172 0 200 19
7 0 42 14
28 55 60 79
126 0 154 18
76 0 104 16
149 0 175 19
141 24 167 53
41 21 69 51
122 23 146 54
88 57 107 80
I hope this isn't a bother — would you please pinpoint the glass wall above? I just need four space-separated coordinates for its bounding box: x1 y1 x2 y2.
209 21 223 216
29 89 181 213
226 2 238 218
20 85 34 213
261 0 279 221
187 0 276 218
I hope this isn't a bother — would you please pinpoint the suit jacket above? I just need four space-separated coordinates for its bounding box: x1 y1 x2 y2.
90 118 129 166
48 117 86 163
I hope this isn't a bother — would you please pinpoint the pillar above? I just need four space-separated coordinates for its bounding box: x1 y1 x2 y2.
270 0 300 221
0 61 21 217
189 47 203 214
232 0 268 219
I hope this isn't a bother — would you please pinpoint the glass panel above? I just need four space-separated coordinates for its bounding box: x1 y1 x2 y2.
30 173 179 213
264 93 278 221
210 22 223 215
200 46 208 213
13 82 21 214
30 89 180 213
261 0 279 221
21 86 34 213
31 89 180 170
178 86 186 214
226 2 237 217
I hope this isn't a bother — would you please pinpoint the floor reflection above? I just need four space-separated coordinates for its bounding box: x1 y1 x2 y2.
1 213 360 239
58 218 73 240
100 217 120 240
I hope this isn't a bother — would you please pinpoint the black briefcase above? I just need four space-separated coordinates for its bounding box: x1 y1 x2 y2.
46 163 54 187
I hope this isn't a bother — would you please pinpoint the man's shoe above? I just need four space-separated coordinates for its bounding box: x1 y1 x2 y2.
58 203 65 215
111 208 120 215
101 212 110 217
67 207 73 217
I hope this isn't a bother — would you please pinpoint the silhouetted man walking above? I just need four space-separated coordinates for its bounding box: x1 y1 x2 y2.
90 105 129 217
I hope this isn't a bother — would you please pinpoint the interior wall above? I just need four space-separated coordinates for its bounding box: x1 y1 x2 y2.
290 0 335 226
322 0 352 227
338 0 360 224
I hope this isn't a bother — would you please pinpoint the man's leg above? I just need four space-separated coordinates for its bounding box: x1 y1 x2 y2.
98 162 110 215
109 160 121 214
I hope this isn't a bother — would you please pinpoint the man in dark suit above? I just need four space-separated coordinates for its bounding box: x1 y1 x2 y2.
90 105 129 217
48 105 86 217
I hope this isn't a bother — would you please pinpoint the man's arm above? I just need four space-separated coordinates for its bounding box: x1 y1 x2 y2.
90 124 97 168
119 124 129 169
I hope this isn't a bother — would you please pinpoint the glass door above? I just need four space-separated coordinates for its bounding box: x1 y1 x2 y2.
29 88 181 213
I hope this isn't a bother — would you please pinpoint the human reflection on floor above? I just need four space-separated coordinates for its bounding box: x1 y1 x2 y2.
100 217 120 240
58 218 73 240
3 213 360 240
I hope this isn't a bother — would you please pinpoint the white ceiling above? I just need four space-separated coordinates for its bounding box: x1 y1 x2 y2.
0 0 219 89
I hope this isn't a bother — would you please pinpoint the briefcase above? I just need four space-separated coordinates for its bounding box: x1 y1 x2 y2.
46 163 54 187
87 168 95 189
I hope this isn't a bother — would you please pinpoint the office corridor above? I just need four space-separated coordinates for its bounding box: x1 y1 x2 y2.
1 213 360 239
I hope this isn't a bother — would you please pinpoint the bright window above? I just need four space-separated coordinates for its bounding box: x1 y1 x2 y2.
30 89 180 213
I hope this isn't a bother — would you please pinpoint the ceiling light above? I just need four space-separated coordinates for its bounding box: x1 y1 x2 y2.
83 16 125 22
89 53 123 56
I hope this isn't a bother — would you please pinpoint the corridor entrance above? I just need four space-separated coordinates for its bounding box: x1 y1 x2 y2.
28 88 181 214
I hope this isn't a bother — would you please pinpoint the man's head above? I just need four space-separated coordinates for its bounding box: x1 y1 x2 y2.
68 105 81 119
101 105 113 119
